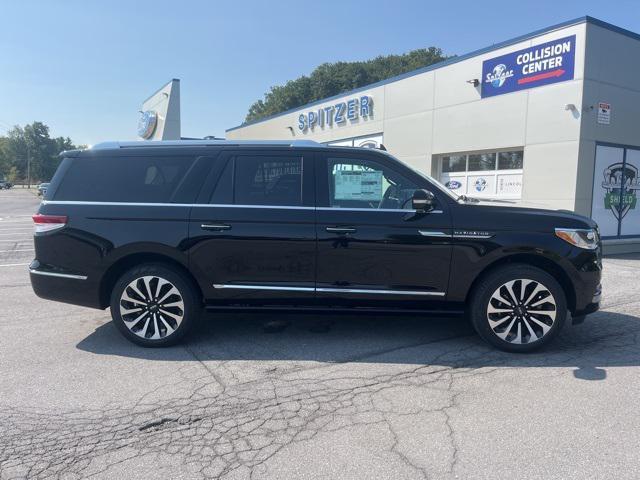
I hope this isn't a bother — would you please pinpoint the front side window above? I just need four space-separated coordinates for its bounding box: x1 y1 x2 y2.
231 156 303 206
327 157 418 210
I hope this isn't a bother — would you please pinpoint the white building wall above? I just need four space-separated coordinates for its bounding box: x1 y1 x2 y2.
578 23 640 247
228 23 588 211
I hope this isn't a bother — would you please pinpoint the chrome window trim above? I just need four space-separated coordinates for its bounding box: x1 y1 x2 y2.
199 204 315 210
317 207 443 214
43 200 443 214
43 200 193 207
42 200 315 210
29 269 87 280
213 283 445 297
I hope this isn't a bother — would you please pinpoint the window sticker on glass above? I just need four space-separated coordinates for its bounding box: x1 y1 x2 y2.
334 170 383 201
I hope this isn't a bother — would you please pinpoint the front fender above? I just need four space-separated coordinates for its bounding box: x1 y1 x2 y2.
446 231 600 312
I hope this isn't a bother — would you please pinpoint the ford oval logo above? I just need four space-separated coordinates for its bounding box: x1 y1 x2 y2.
446 180 462 190
138 110 158 139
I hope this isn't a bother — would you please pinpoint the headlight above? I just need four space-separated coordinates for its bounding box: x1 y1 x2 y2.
555 228 599 250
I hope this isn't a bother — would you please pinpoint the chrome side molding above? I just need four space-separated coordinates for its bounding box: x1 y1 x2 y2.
213 284 314 292
213 283 445 296
29 269 88 280
418 230 450 237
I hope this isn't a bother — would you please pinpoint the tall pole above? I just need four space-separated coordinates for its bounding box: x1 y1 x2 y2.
26 145 30 188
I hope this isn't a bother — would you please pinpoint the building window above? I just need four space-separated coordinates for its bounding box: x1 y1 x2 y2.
498 151 524 170
437 149 524 199
442 155 466 173
468 153 496 171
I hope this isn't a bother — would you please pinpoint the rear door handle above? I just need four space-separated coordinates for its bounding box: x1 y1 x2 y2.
326 226 357 234
201 223 231 231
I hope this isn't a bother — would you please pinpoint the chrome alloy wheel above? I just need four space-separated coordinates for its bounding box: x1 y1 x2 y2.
119 276 185 340
486 279 557 344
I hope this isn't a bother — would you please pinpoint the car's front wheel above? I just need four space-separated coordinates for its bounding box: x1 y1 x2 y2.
469 264 567 352
110 263 200 347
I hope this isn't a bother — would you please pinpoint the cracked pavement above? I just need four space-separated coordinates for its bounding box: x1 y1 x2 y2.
1 188 640 479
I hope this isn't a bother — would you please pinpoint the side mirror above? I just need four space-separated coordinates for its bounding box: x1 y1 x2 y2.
412 189 436 212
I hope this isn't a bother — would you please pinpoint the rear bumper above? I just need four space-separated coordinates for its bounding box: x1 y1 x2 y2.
29 260 103 309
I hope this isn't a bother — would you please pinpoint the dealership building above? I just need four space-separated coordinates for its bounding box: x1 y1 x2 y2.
220 17 640 253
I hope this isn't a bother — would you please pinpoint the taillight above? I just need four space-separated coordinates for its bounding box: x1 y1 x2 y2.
32 214 68 233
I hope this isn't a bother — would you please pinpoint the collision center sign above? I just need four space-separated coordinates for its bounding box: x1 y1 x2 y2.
481 35 575 98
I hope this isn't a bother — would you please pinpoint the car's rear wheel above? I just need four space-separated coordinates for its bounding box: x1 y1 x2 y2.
468 265 567 352
110 263 200 347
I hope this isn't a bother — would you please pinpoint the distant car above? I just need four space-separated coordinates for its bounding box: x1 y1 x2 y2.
37 183 50 197
0 180 12 189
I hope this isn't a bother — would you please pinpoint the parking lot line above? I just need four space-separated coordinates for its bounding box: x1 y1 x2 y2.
0 249 35 253
0 262 29 267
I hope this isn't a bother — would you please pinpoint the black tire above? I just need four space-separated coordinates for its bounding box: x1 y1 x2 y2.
109 263 201 347
468 264 567 353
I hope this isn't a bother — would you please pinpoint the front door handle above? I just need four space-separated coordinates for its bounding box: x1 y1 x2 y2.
326 226 357 234
201 223 231 231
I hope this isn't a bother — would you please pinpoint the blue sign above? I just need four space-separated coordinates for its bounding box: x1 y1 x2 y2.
481 35 575 98
298 95 373 131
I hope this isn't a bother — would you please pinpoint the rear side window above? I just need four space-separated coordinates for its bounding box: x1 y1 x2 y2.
54 156 196 203
211 155 302 206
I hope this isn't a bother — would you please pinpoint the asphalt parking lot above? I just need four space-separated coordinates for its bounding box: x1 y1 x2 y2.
1 187 639 480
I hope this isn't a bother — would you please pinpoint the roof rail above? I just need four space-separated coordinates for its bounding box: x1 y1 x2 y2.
90 139 325 150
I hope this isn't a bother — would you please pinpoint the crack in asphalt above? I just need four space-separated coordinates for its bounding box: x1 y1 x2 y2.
4 321 637 480
1 254 639 479
0 333 489 480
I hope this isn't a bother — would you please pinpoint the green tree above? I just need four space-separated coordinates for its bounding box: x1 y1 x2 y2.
6 166 18 183
0 122 80 184
245 47 449 122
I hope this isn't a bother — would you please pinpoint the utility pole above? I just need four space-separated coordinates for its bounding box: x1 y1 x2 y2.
26 144 31 188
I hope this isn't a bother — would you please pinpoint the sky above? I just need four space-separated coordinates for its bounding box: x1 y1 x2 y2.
1 0 639 146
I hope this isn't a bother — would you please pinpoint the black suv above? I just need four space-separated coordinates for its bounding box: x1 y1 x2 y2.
30 140 602 352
